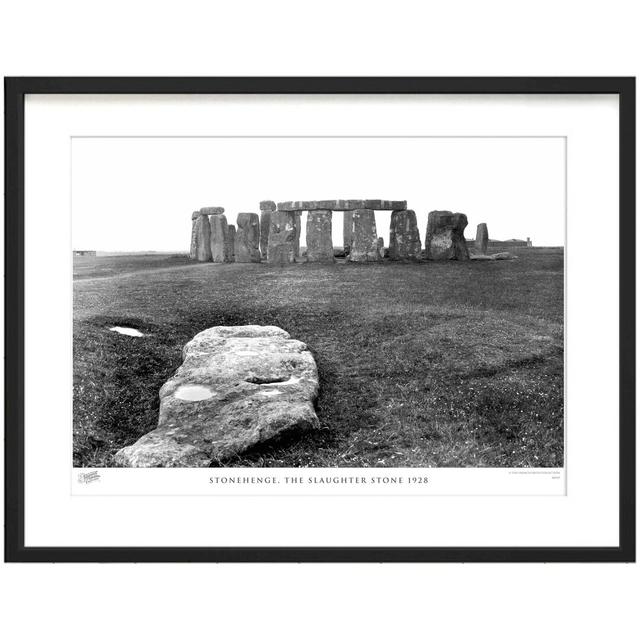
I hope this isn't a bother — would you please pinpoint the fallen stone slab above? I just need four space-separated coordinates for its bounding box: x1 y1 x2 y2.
114 326 320 467
491 251 518 260
470 252 518 261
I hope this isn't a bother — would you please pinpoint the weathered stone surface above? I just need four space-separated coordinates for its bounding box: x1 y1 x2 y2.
475 223 488 254
260 210 271 259
334 200 366 211
114 326 320 467
189 214 198 259
209 213 231 263
277 201 314 211
277 199 407 211
306 210 335 263
259 200 276 212
227 225 236 262
424 211 470 261
235 212 261 263
376 237 385 259
267 210 297 265
343 211 354 251
192 211 203 220
348 209 381 262
200 206 225 215
389 209 422 260
292 211 302 258
364 199 407 211
470 251 518 261
193 214 212 262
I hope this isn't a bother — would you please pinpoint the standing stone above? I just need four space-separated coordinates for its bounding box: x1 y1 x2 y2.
343 211 354 252
190 211 200 259
292 211 302 258
306 210 335 263
475 223 488 255
209 213 231 263
260 201 276 260
267 210 296 265
348 209 381 262
389 209 422 260
377 237 385 259
235 213 261 263
424 211 470 261
227 225 236 262
193 213 212 262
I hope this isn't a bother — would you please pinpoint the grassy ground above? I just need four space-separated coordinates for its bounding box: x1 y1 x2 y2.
73 247 564 468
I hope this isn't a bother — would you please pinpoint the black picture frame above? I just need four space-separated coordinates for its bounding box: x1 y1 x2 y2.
4 76 635 563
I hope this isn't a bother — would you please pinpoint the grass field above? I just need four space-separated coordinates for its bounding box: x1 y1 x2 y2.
73 247 564 468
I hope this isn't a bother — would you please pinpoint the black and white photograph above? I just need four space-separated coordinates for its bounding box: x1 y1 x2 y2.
5 77 632 562
72 135 565 471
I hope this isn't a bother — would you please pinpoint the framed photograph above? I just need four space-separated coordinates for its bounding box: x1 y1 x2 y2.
4 77 635 562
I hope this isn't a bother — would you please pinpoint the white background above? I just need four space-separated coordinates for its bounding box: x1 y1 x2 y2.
1 2 638 640
28 93 603 545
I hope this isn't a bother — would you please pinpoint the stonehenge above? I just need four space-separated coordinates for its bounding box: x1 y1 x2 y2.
292 211 302 259
193 210 212 262
348 209 381 262
209 213 231 263
277 199 406 211
226 225 236 262
343 211 354 252
189 212 199 259
306 210 335 263
475 223 488 255
424 211 470 261
267 210 297 265
187 199 523 266
389 209 422 260
235 212 261 263
259 200 275 258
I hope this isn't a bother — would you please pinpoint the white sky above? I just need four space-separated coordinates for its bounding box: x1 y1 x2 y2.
72 136 565 252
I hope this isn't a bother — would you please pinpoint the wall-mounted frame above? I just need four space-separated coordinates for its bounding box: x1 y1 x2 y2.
4 77 635 562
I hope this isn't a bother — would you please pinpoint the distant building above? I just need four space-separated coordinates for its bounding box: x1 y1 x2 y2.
73 250 96 256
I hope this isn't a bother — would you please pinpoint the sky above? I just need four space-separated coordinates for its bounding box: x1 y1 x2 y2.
72 136 565 252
